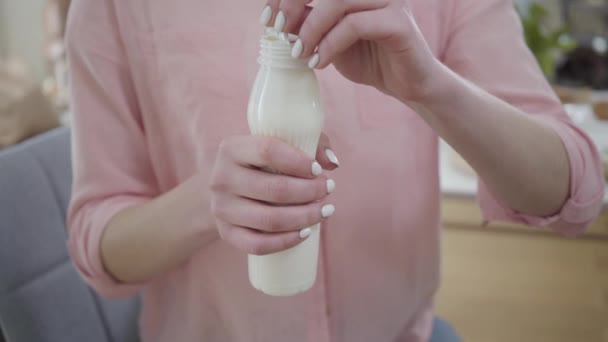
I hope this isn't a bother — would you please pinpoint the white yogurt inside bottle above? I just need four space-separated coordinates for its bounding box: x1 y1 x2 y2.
247 29 324 296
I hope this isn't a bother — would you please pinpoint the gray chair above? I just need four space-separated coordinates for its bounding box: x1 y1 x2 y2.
0 128 140 342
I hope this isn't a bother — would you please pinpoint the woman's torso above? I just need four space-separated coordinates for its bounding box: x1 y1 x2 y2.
115 1 450 340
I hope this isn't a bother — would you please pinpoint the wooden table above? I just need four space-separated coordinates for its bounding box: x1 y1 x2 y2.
442 196 608 239
436 196 608 342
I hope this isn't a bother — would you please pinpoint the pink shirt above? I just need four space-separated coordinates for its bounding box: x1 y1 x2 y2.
65 0 605 341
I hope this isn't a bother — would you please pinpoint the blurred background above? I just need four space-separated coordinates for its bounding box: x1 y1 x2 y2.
0 0 606 341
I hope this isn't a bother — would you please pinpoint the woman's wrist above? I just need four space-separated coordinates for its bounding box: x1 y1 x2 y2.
399 60 463 113
158 173 218 244
102 173 218 284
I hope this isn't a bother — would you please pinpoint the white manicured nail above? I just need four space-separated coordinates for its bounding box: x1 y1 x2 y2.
326 179 336 194
260 6 272 26
299 228 312 239
274 11 286 32
322 204 335 218
308 53 320 69
312 161 322 176
291 39 303 58
325 149 339 166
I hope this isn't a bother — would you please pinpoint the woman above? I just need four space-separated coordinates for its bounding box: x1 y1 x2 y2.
66 0 604 341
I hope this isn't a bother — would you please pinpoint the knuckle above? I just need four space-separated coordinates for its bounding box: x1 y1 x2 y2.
300 19 314 39
209 173 228 193
301 179 322 202
273 212 292 231
266 209 295 232
320 36 335 56
267 178 290 202
343 14 360 35
256 138 275 164
210 198 224 219
258 210 279 232
211 196 230 221
306 204 322 225
216 222 230 240
280 210 301 231
281 209 303 231
279 3 295 16
217 138 232 158
218 138 228 152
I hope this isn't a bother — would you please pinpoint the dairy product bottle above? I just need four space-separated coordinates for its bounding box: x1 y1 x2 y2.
247 29 324 296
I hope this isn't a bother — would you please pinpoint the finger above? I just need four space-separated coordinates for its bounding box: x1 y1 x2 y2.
275 1 313 34
260 0 281 26
217 221 307 255
220 136 321 179
296 0 390 60
294 0 345 59
315 133 339 170
227 167 333 204
315 7 403 69
212 194 335 233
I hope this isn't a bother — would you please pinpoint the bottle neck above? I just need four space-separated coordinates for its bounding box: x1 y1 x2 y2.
258 29 308 70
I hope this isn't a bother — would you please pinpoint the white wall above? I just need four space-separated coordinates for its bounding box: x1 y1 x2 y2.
0 0 8 59
0 0 47 79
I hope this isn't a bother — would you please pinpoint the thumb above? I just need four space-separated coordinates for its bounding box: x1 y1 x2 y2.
316 132 340 170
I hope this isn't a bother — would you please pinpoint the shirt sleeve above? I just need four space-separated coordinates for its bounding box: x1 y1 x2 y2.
65 0 158 297
441 0 605 237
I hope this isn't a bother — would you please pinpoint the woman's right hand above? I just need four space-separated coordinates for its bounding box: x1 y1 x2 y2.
210 135 338 256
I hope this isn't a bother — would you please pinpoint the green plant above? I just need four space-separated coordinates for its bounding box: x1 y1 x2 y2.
518 3 576 80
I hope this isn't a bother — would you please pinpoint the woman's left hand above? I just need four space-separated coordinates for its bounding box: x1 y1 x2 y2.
261 0 440 104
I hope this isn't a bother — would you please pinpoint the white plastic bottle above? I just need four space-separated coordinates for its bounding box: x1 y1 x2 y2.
247 29 324 296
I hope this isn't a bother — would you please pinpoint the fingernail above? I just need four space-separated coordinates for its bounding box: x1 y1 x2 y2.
291 39 303 59
299 227 312 239
308 53 320 69
274 11 286 32
260 6 272 26
326 179 336 194
312 161 322 176
325 148 339 166
322 204 335 218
